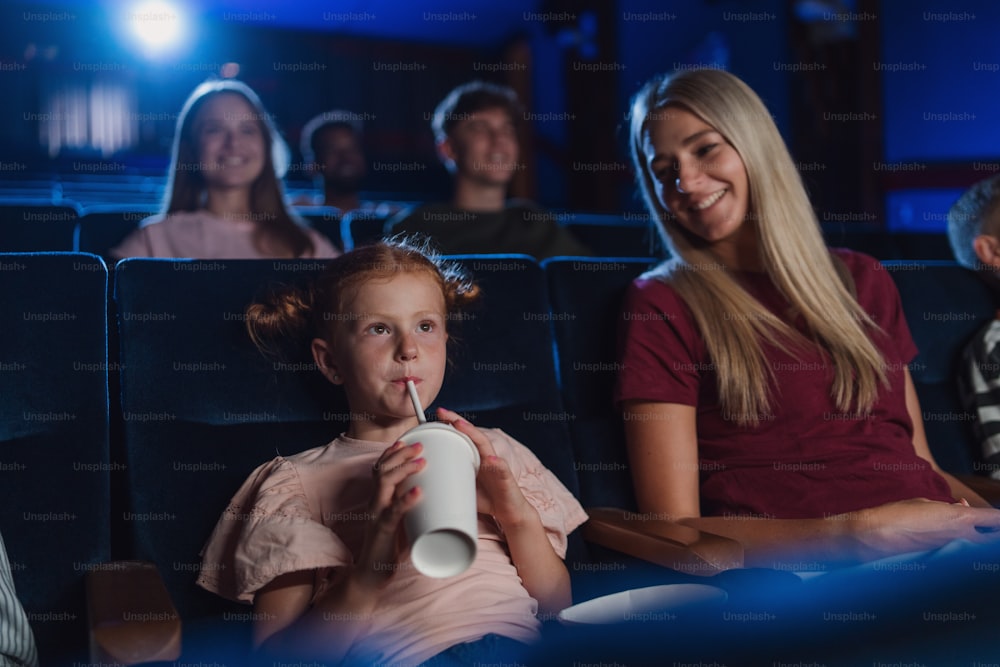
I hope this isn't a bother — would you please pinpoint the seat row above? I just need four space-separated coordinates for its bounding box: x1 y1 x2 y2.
1 252 995 664
0 201 377 257
0 200 963 261
0 201 666 258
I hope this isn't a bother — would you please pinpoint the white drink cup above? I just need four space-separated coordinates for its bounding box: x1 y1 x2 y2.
397 422 481 578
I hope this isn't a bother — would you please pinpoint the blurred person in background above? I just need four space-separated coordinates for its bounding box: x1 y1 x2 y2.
387 81 590 260
948 174 1000 480
295 110 401 217
112 79 339 259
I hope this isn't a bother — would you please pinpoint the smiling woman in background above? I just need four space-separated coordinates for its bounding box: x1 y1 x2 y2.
111 79 339 260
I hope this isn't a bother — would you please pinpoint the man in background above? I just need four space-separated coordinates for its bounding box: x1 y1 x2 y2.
297 110 399 216
387 81 590 259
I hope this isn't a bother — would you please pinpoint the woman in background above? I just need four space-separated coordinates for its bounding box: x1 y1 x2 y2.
112 79 338 259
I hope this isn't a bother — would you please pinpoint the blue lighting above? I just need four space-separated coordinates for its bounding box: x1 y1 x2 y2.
123 1 187 57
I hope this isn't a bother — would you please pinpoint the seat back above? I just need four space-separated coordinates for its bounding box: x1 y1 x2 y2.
562 214 665 259
439 255 579 491
0 252 111 663
342 209 392 250
893 232 954 260
75 205 158 259
822 222 894 260
0 200 80 252
114 259 347 620
114 253 584 616
115 256 576 600
442 255 586 569
297 207 343 251
886 261 998 474
543 258 657 510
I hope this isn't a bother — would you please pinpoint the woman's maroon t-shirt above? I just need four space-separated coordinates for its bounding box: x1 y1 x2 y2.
614 248 954 519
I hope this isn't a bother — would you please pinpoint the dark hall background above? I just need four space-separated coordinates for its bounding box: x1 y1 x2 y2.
0 0 997 234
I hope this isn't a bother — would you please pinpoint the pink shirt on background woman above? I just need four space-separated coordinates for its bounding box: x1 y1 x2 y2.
110 210 339 259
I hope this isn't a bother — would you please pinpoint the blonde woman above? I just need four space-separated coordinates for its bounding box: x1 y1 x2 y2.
614 68 1000 568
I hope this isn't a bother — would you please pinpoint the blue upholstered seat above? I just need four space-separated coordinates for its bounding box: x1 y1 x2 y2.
296 207 343 251
0 252 111 664
5 248 995 661
342 209 393 250
114 259 346 624
439 255 581 519
75 204 158 259
113 254 585 656
543 257 656 510
561 214 665 259
885 260 999 474
0 201 80 252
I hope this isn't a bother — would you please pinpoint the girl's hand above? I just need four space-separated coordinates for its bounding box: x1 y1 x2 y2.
351 440 425 590
436 407 534 530
435 408 572 614
843 498 1000 558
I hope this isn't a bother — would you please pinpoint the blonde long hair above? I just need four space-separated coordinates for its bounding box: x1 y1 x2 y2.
628 69 887 426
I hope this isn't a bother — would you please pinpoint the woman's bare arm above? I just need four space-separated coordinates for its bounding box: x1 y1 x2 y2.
903 367 991 507
622 400 1000 568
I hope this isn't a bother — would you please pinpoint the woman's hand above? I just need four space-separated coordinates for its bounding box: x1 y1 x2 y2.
352 440 425 590
840 497 1000 559
435 407 534 530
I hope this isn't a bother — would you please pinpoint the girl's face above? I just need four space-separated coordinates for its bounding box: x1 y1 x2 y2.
642 105 753 263
192 92 266 192
318 271 448 432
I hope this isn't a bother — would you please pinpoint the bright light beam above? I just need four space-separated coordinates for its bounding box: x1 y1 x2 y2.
125 1 185 56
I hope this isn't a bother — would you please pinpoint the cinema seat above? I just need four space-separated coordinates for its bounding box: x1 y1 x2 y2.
342 208 393 250
110 253 601 658
0 252 111 664
543 257 653 508
821 221 893 260
437 255 581 530
113 258 346 660
561 213 665 258
892 232 954 260
885 260 1000 501
544 257 743 578
297 206 343 251
75 204 158 259
0 200 80 252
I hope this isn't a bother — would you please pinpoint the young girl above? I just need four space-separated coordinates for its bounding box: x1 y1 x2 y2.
616 68 1000 568
196 238 586 665
111 79 339 259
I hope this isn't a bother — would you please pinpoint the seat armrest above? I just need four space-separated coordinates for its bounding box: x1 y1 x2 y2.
582 507 744 576
957 473 1000 507
86 560 182 665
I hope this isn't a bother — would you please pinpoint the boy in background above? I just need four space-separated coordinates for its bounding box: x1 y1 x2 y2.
387 81 589 260
948 173 1000 480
